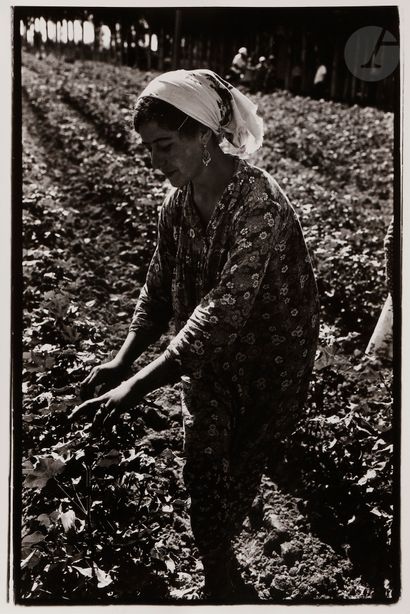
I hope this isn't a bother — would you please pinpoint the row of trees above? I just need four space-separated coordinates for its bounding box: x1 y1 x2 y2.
21 15 157 70
17 7 398 110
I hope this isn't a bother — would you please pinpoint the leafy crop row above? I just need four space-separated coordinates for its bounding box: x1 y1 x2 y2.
23 53 393 338
20 52 396 602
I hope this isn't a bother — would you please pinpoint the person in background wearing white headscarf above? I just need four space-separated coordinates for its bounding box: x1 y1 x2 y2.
72 69 320 601
229 46 248 84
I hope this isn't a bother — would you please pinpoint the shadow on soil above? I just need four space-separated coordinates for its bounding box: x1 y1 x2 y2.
265 441 396 601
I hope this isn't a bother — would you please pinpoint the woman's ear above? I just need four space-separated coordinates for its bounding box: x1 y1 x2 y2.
199 127 213 146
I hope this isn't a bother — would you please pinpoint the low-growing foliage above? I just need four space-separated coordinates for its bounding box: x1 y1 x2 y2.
19 52 395 602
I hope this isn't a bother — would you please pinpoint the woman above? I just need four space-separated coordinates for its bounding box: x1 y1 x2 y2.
72 69 320 600
229 46 248 84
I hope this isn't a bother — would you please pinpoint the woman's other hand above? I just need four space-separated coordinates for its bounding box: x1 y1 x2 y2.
69 379 142 430
72 352 180 431
79 358 128 401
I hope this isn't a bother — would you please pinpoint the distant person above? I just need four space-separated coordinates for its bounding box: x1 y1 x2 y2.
72 68 319 601
242 57 256 89
254 56 267 92
264 54 277 92
313 60 327 99
229 46 248 84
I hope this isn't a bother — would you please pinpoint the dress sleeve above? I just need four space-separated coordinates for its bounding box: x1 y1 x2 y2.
163 183 290 373
129 191 177 336
384 216 394 295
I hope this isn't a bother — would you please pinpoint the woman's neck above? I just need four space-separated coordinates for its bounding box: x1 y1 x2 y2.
191 149 236 209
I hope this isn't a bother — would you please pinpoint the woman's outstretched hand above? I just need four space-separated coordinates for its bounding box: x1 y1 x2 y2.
69 378 142 430
71 352 180 431
79 358 128 401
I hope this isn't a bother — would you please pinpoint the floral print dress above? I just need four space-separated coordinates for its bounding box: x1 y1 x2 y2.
130 157 320 562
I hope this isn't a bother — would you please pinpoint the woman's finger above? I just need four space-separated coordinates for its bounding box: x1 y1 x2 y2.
79 370 101 400
80 367 98 386
80 372 92 386
92 407 104 429
91 400 114 431
69 399 96 421
69 394 106 421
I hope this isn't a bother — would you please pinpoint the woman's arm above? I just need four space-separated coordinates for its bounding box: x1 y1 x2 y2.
79 327 164 399
129 191 177 336
384 216 394 296
79 191 178 400
114 328 163 368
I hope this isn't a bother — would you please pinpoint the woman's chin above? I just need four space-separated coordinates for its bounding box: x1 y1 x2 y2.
167 173 187 188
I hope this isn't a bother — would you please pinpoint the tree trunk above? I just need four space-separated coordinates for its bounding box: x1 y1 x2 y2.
120 21 128 65
284 37 292 90
94 19 101 61
255 32 260 60
188 34 194 69
330 38 340 100
158 27 165 71
268 34 274 56
350 31 360 102
342 72 350 102
218 38 224 76
172 8 182 69
56 20 60 56
115 23 122 64
77 20 84 59
146 30 152 70
20 17 28 48
206 37 211 68
300 31 308 94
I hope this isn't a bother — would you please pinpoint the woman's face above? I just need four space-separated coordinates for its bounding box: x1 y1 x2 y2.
138 121 204 187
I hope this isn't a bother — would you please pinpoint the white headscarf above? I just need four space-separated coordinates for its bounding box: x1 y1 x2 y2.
137 69 264 155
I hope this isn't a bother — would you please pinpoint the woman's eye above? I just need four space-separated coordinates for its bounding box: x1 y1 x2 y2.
142 142 172 156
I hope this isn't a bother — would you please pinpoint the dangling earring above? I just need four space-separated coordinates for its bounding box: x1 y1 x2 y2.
202 142 212 167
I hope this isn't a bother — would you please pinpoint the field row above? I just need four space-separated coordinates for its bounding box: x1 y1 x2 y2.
22 53 393 339
20 52 396 601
